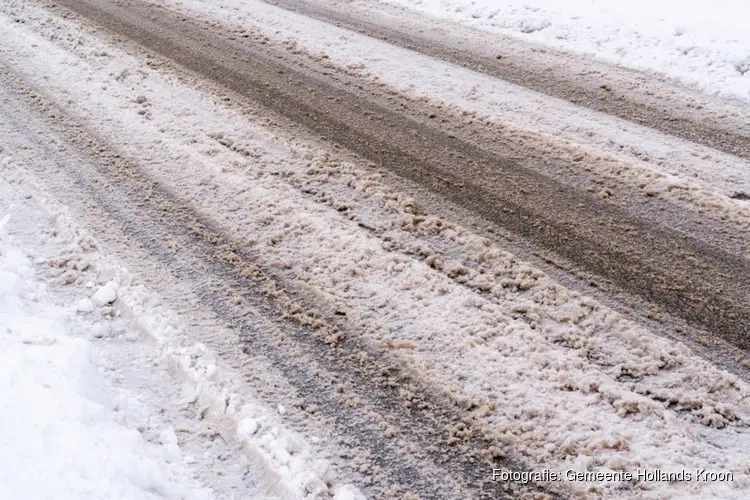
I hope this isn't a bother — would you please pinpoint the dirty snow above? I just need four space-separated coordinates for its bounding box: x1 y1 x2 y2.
0 144 361 499
1 2 748 497
149 0 750 234
1 0 749 498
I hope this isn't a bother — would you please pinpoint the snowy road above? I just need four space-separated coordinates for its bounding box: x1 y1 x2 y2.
1 0 749 499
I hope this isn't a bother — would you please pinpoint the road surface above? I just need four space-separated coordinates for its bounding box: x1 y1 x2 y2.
1 0 749 498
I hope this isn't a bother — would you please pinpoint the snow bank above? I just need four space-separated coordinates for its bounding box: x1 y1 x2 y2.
0 215 211 500
381 0 750 102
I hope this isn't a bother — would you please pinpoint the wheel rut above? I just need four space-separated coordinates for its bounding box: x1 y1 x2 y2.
50 0 750 352
260 0 750 160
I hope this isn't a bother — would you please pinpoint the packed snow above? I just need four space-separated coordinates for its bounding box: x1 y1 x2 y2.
149 0 750 233
0 151 361 499
379 0 750 103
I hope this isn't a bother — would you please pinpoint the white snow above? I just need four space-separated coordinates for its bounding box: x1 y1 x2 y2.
91 280 118 306
75 297 95 313
0 214 214 500
379 0 750 103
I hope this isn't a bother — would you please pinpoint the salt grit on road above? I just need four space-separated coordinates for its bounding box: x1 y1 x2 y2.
1 0 750 498
377 0 750 103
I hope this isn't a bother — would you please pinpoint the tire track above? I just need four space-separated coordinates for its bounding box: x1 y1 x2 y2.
0 68 563 499
50 0 750 350
260 0 750 160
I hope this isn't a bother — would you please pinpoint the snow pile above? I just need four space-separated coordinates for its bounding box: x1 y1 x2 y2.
0 214 211 500
381 0 750 102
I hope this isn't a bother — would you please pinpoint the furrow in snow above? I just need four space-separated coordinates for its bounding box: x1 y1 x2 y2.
0 68 554 499
0 88 366 500
133 0 750 238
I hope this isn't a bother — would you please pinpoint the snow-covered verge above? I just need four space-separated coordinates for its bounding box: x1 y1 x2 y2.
0 211 220 499
377 0 750 104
